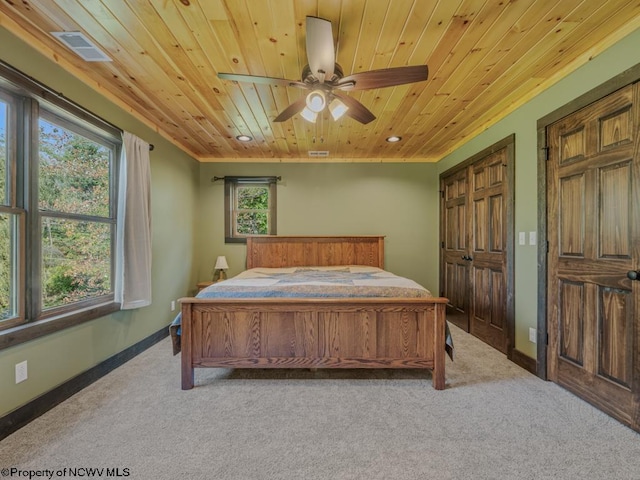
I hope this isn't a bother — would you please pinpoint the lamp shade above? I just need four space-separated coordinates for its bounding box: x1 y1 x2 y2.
214 255 229 270
306 90 326 113
329 98 348 120
300 107 318 123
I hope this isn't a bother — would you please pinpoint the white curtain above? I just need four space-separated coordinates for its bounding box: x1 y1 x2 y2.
115 132 152 309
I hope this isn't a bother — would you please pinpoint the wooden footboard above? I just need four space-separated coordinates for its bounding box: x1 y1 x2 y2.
180 296 448 390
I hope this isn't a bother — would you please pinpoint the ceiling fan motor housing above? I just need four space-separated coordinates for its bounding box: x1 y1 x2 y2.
302 63 344 85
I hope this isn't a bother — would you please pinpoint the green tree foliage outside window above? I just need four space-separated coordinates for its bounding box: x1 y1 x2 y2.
235 186 269 235
0 214 13 320
39 119 112 310
0 101 13 320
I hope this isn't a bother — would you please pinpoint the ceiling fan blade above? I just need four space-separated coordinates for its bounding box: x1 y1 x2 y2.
273 97 308 122
335 65 428 91
218 73 308 89
332 93 376 124
306 16 335 82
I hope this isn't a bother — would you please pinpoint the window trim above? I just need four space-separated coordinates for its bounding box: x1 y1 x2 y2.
0 301 121 350
224 176 278 244
0 61 122 348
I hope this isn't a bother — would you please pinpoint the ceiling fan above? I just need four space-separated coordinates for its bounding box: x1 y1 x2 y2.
217 16 429 125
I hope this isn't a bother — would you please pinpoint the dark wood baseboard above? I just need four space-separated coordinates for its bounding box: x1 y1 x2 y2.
511 348 537 375
0 326 168 441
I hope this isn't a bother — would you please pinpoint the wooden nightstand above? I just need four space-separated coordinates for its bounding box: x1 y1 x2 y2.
196 281 214 292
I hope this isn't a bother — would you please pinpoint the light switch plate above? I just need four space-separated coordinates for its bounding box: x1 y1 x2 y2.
529 231 537 246
519 232 525 245
15 361 28 383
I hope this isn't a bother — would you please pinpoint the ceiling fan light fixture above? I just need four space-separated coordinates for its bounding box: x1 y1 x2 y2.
218 17 428 126
305 90 326 113
329 98 348 120
301 107 318 123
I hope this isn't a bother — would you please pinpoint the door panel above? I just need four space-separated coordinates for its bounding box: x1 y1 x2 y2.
599 161 631 258
473 196 487 252
559 280 584 365
547 83 639 431
559 174 586 255
490 195 503 252
598 286 633 387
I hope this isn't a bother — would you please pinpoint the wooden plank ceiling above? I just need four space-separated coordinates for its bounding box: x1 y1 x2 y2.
1 0 639 162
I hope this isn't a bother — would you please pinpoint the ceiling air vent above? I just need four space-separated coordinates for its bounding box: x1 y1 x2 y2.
308 151 329 157
50 32 112 62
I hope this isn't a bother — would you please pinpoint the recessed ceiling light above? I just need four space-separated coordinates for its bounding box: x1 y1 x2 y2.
236 135 252 142
386 136 402 143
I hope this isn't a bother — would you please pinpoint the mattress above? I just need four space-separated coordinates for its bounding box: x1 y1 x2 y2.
196 265 432 298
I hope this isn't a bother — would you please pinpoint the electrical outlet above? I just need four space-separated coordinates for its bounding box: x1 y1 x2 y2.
171 300 176 311
15 360 28 384
529 327 537 344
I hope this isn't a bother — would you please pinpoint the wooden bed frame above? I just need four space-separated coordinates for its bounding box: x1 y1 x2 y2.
179 236 449 390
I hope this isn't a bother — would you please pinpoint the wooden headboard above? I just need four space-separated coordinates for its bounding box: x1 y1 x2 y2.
246 236 385 269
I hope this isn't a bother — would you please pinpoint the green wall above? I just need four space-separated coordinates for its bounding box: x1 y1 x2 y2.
437 28 640 358
0 27 200 417
196 162 440 293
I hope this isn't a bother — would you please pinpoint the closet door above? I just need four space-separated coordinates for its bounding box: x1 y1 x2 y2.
546 83 639 431
469 149 509 353
440 137 514 355
441 168 470 331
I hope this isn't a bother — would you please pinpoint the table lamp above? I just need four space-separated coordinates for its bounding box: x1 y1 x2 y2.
213 256 229 282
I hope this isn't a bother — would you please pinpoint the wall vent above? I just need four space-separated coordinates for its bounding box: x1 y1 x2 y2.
308 151 329 157
50 32 112 62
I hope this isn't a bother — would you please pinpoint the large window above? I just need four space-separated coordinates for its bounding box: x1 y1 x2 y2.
224 177 277 243
0 63 120 339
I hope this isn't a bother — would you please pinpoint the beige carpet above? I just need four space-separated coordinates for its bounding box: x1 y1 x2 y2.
1 325 639 480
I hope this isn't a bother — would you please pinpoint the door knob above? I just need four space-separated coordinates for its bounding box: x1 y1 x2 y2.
628 270 640 281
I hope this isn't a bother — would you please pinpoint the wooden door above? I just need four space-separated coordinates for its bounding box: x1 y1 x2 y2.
441 168 470 331
440 137 513 354
468 150 509 353
547 83 640 431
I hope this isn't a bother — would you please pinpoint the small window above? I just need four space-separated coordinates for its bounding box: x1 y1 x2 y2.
224 177 277 243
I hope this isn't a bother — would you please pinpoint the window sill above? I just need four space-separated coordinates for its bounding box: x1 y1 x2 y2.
225 236 247 244
0 302 121 351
